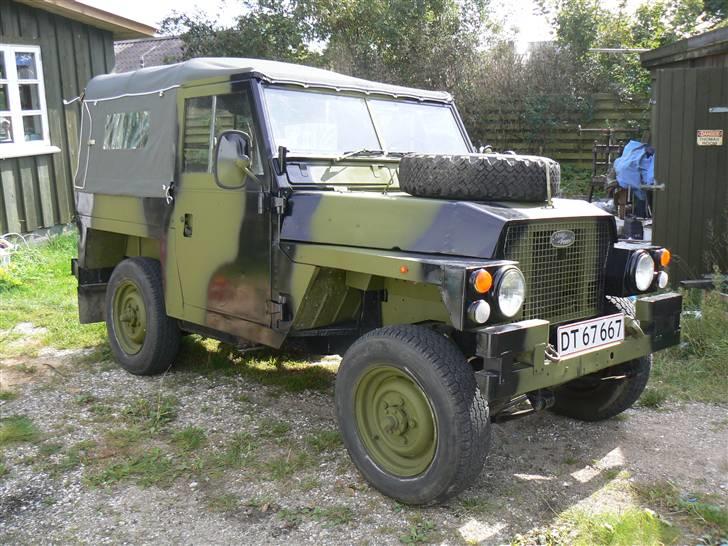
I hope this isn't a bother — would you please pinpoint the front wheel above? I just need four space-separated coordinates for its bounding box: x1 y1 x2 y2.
551 356 652 421
335 325 490 505
105 258 180 375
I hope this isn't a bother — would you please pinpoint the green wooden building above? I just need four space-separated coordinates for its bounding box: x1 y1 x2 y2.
641 28 728 281
0 0 154 234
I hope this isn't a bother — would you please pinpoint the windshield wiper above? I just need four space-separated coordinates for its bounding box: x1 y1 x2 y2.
335 148 387 162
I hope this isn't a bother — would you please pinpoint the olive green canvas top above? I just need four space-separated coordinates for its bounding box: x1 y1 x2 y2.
74 58 452 199
84 57 453 102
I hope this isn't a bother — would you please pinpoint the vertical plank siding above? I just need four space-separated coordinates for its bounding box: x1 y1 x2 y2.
652 66 728 279
0 0 114 234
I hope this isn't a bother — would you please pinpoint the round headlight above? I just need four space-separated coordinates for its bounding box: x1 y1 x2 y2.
657 270 669 289
496 267 526 318
468 300 491 324
632 252 655 291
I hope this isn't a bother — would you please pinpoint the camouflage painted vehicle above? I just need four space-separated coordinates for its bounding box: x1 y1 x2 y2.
72 58 682 505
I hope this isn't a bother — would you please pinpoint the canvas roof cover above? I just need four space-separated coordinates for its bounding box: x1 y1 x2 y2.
75 58 452 199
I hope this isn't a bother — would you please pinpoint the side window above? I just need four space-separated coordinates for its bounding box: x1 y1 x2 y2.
214 93 263 175
102 111 150 150
183 96 212 172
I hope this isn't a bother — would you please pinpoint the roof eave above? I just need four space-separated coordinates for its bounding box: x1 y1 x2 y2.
15 0 156 39
641 27 728 69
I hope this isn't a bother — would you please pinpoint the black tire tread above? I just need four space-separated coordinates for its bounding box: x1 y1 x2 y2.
105 258 180 376
399 153 560 202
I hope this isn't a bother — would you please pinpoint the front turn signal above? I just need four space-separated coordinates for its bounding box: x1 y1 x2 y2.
659 249 671 267
471 269 493 294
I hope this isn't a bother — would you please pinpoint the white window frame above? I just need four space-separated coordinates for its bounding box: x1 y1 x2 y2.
0 44 51 151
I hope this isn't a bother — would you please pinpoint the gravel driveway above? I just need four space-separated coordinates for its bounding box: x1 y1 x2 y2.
1 337 727 545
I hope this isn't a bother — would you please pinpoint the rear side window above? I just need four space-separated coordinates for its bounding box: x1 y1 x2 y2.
183 96 213 172
102 111 150 150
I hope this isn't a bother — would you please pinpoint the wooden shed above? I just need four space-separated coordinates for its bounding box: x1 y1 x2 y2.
641 28 728 281
0 0 154 234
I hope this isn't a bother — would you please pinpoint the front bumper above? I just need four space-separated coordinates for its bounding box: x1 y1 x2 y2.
474 292 682 402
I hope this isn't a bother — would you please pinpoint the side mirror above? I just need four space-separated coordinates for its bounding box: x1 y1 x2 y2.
214 130 252 189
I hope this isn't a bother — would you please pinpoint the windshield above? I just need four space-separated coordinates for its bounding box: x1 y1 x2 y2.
263 87 469 157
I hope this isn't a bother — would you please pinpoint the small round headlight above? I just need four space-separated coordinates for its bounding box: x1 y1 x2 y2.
657 270 669 289
468 300 491 324
496 267 526 318
632 252 655 291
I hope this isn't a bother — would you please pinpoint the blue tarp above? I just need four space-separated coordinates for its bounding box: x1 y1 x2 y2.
614 140 655 200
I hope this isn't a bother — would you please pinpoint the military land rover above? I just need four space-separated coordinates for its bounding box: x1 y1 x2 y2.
72 58 682 504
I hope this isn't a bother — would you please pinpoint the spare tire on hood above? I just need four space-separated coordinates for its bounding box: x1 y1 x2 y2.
398 153 560 202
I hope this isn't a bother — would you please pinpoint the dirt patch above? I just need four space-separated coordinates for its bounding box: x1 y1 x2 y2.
0 346 726 545
0 324 93 389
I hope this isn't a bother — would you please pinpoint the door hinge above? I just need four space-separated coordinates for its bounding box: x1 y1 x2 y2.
272 196 287 215
269 293 291 328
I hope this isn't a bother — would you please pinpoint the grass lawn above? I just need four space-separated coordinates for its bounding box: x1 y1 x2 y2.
0 234 105 356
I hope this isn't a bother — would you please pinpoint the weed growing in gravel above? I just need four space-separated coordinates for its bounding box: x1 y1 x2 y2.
123 395 178 431
219 431 259 468
207 493 240 513
457 495 496 515
0 460 6 477
0 390 17 401
0 415 39 446
639 388 668 409
172 426 207 452
0 234 105 354
45 440 96 476
264 450 313 480
305 429 342 453
277 505 354 528
633 481 728 540
257 418 291 439
74 393 96 405
87 447 178 487
400 517 437 544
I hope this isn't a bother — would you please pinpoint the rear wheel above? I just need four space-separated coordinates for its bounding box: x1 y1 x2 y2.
552 297 650 421
105 258 180 375
335 325 490 504
551 356 651 421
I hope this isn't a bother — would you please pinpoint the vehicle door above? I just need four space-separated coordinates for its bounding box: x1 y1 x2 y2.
173 82 271 329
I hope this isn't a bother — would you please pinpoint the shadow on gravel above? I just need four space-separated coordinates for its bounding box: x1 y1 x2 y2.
172 335 338 393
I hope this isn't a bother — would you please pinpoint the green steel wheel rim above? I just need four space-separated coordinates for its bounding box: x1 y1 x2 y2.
112 279 147 356
354 365 437 477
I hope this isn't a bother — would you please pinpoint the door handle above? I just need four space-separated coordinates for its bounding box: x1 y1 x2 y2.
183 213 193 237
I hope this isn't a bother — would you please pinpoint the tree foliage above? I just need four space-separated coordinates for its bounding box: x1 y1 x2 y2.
159 0 726 148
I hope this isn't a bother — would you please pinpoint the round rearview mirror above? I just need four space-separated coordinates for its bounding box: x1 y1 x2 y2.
214 130 251 189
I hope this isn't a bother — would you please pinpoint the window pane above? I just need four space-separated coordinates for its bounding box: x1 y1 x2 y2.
15 52 37 79
0 84 8 110
367 100 469 155
0 116 13 143
19 84 40 110
103 111 150 149
264 88 380 155
23 115 43 141
183 96 212 172
0 52 6 80
215 93 263 175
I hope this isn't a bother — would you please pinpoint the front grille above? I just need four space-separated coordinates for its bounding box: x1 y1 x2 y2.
501 219 612 324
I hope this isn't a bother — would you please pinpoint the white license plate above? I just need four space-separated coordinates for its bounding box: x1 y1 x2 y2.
556 313 625 356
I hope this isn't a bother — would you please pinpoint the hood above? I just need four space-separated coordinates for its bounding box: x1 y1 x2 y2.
281 191 614 259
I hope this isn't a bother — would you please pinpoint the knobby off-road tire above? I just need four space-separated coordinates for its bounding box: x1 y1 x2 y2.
335 325 490 505
105 258 180 376
399 153 560 202
551 297 650 421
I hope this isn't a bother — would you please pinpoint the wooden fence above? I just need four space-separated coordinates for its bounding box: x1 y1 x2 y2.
471 93 650 167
